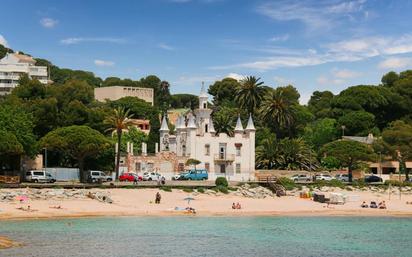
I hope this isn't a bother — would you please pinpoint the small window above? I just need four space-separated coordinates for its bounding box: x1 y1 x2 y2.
26 172 31 176
203 103 207 108
205 124 208 133
236 163 241 174
92 172 99 176
205 144 210 156
34 171 44 176
236 146 241 156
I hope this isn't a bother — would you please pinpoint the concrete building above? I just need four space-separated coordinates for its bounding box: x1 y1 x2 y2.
122 85 256 181
0 52 48 95
129 119 151 135
94 86 154 105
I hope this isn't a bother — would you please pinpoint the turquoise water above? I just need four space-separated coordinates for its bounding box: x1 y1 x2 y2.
1 216 412 257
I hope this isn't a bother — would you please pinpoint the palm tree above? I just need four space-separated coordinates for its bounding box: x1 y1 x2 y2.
278 138 318 171
235 76 265 113
259 90 295 137
213 112 234 136
104 107 134 180
256 134 281 169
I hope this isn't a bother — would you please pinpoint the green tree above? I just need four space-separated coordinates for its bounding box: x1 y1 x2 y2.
104 107 134 180
40 126 112 182
212 106 237 136
379 120 412 180
338 111 375 136
186 158 201 170
321 140 373 182
121 127 148 155
304 118 338 150
256 134 280 169
308 90 334 119
235 76 265 113
278 138 318 171
0 130 24 173
208 78 240 106
170 94 199 109
260 89 295 137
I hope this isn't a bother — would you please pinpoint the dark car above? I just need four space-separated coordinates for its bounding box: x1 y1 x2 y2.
364 175 383 183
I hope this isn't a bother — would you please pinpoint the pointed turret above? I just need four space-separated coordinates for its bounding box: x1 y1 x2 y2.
187 115 197 129
176 116 184 130
245 113 256 131
209 117 216 134
199 81 208 98
234 115 244 133
160 115 169 131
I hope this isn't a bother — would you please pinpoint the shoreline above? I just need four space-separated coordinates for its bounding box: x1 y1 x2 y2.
2 188 412 221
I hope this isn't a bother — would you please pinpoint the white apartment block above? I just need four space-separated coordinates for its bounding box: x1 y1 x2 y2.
94 86 154 105
0 52 48 95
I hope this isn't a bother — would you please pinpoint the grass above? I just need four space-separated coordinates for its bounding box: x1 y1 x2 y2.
160 186 172 192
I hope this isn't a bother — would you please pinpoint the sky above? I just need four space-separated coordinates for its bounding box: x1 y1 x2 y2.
1 0 412 103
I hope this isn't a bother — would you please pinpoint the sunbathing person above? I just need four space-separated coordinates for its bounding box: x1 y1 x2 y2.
236 202 242 209
378 201 387 209
232 203 236 209
370 201 378 208
361 201 368 208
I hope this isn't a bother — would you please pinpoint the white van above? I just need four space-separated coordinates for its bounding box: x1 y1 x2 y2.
88 170 112 183
25 170 56 183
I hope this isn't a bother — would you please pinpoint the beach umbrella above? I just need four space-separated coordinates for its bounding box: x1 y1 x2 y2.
183 197 195 204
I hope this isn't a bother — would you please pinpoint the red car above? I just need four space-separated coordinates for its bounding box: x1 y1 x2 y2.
119 173 142 182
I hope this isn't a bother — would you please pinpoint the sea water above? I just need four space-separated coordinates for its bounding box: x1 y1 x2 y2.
1 216 412 257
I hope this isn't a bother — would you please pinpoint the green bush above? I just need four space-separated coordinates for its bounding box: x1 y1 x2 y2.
196 187 205 193
215 185 229 194
215 177 228 187
384 180 411 187
277 177 296 190
183 188 193 193
160 186 172 192
352 179 366 188
227 186 238 191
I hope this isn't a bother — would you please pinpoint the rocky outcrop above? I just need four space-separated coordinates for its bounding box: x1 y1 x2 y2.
232 184 275 199
0 189 113 203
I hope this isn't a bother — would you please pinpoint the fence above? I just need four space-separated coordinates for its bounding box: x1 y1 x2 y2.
0 175 20 184
46 168 80 181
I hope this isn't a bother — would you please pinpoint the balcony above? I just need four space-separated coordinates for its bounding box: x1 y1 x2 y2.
214 154 235 162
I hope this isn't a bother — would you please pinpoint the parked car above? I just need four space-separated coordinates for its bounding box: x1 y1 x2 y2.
335 174 349 182
181 169 208 180
88 170 112 183
142 172 164 181
364 174 383 183
315 174 333 181
291 174 312 183
172 172 187 180
25 170 56 183
119 173 142 182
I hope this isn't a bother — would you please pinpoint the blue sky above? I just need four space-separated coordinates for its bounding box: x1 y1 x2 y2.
1 0 412 103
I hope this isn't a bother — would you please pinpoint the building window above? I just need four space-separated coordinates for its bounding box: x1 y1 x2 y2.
236 163 241 174
205 144 210 156
205 162 210 172
205 124 208 133
235 144 242 157
203 102 207 109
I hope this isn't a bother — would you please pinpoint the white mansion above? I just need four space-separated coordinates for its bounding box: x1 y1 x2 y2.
0 52 48 95
123 86 256 181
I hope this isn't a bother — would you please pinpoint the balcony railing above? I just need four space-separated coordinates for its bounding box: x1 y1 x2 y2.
214 154 235 162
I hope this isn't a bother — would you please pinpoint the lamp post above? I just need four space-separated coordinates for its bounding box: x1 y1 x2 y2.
43 147 47 173
341 125 346 138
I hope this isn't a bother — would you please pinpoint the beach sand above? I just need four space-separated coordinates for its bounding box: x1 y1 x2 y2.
1 188 412 220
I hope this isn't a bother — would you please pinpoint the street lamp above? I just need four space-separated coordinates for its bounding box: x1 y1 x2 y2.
341 125 346 138
43 147 47 173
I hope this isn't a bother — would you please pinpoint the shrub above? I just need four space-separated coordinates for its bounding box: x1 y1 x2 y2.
215 177 228 187
160 186 172 192
227 187 238 191
352 179 366 188
215 185 229 194
277 177 296 190
183 188 193 193
196 187 205 193
384 180 406 187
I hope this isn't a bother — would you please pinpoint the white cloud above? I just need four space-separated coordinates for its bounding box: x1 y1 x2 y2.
226 73 245 81
60 37 126 45
257 0 367 32
269 34 289 42
378 57 412 70
211 34 412 71
332 68 361 79
40 18 58 28
274 76 294 85
158 43 175 51
0 34 8 47
173 75 219 85
94 59 115 67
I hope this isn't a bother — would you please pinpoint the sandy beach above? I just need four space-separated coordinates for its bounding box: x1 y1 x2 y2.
1 188 412 220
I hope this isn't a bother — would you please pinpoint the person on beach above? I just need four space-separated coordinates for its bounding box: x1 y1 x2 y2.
361 201 368 208
155 192 161 204
232 203 236 209
378 201 387 209
370 201 378 208
133 176 138 185
236 202 242 209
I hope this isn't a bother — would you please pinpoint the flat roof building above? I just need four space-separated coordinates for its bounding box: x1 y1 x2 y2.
94 86 154 105
0 52 48 95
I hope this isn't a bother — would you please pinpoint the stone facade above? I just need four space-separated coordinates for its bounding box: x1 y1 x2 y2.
94 86 154 105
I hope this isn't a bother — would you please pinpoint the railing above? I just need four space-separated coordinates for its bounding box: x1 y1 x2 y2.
214 154 235 162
